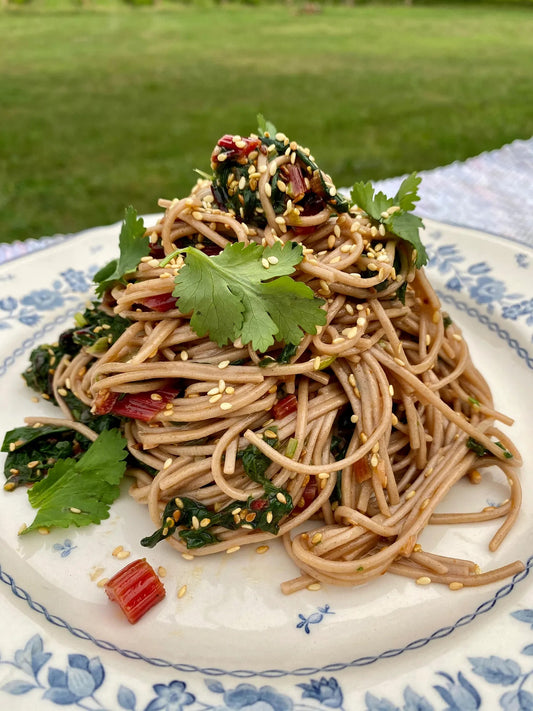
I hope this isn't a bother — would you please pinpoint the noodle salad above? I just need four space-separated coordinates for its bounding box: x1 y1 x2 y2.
2 120 524 597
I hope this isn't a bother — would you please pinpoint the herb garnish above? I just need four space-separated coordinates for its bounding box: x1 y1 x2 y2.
93 206 149 297
18 429 128 535
171 240 326 352
351 173 427 268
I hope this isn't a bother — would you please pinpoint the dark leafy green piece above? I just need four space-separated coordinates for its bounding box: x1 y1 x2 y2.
466 437 513 459
141 490 293 550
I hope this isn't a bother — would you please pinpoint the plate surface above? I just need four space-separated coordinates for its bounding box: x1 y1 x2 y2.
0 217 532 710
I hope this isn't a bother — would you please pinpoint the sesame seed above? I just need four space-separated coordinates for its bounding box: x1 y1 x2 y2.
261 258 270 269
207 387 220 396
264 429 277 439
69 507 81 514
311 533 323 545
238 176 246 190
394 357 406 367
452 333 463 342
350 414 359 424
265 183 272 197
182 553 194 561
416 576 432 585
192 516 200 530
200 517 211 527
163 458 173 470
267 255 279 265
226 546 241 554
151 393 163 401
97 578 109 588
256 545 269 554
318 472 329 480
432 311 441 324
17 523 27 535
57 388 68 397
218 360 230 369
276 492 287 504
177 584 187 599
217 153 227 162
225 386 235 394
420 498 430 510
38 527 50 535
27 461 40 469
449 582 464 591
266 511 273 524
307 582 321 591
220 402 233 410
209 393 222 403
313 356 321 370
348 373 356 387
405 490 416 500
158 566 167 578
389 385 395 396
116 550 130 560
360 432 368 443
327 235 336 249
371 454 379 468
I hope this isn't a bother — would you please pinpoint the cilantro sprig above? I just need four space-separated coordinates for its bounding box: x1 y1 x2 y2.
93 206 149 297
171 240 327 352
19 429 128 535
351 173 427 268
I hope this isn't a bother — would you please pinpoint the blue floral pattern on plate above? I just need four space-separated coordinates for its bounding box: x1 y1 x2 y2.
0 635 345 711
0 266 98 330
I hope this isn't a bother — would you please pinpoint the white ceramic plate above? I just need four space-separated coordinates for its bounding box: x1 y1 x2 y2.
0 217 532 710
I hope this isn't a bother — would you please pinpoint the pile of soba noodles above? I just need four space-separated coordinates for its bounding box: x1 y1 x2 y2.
27 128 524 593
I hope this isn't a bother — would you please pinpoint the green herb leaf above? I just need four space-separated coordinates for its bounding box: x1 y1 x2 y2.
350 173 427 268
20 429 128 535
93 207 148 297
257 114 277 137
172 241 326 352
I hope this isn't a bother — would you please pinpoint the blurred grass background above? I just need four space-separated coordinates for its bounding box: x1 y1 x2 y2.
1 1 533 243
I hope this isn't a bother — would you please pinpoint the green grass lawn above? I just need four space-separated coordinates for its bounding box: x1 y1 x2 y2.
1 3 533 243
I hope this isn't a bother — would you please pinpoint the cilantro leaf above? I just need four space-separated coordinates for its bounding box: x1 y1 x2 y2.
350 181 393 221
394 172 422 212
20 429 128 535
93 207 148 297
350 173 428 268
172 241 326 352
257 114 277 137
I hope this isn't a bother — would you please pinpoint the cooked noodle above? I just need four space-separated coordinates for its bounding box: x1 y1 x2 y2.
32 130 523 593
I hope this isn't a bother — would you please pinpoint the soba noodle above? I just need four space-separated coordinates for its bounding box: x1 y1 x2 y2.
25 129 524 593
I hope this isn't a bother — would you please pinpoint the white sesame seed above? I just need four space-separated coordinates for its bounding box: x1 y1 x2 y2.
177 584 187 599
267 255 279 265
97 578 109 588
256 545 269 554
209 393 222 403
449 582 464 591
261 258 270 269
218 360 230 369
416 576 432 585
307 582 321 591
163 458 173 470
158 566 167 578
220 402 233 410
276 492 287 504
226 546 241 554
116 550 131 560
